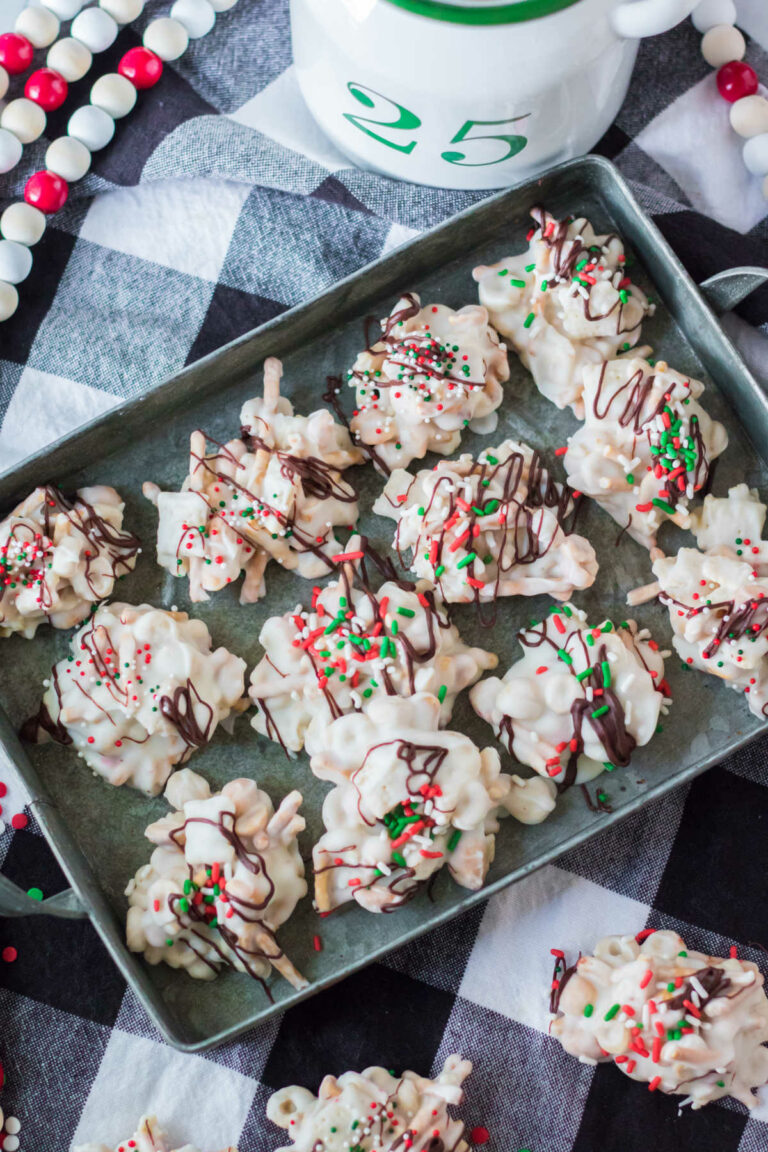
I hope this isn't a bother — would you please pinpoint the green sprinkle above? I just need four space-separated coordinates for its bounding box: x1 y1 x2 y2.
626 473 634 484
447 829 462 852
716 1080 725 1088
601 660 611 688
586 633 595 647
576 668 593 682
603 762 616 772
166 938 174 947
179 897 190 913
392 851 406 868
604 1003 620 1021
592 705 610 719
498 268 509 276
438 684 447 704
363 688 373 698
677 950 688 957
510 278 526 288
485 454 498 465
525 262 535 272
435 565 446 578
652 497 676 514
456 552 477 570
397 607 415 618
523 312 535 329
667 982 676 993
583 1004 594 1017
601 621 613 633
27 887 43 901
557 649 573 665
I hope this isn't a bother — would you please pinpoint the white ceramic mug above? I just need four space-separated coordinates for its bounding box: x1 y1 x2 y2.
291 0 698 189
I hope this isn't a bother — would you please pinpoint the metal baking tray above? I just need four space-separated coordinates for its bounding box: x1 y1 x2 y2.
1 155 767 1053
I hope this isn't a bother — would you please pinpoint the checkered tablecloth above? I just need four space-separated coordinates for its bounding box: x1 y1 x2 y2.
1 1 768 1150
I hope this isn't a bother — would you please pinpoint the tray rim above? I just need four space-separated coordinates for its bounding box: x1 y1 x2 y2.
1 152 767 1052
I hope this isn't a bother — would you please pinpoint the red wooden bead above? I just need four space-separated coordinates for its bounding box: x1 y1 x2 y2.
25 169 69 215
716 60 759 103
118 46 163 90
0 32 34 76
25 67 69 112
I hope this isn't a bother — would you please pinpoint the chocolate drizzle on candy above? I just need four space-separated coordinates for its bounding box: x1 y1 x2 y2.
249 536 497 754
266 1054 473 1152
144 357 362 604
564 357 728 550
374 441 597 618
0 483 139 638
23 603 247 796
470 603 670 794
126 770 307 994
473 207 654 418
549 929 768 1110
339 292 509 474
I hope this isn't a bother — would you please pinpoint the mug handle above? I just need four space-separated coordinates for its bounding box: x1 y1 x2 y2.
611 0 700 39
0 871 88 919
698 266 768 314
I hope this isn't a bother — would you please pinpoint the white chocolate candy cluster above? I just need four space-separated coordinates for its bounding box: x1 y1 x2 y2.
125 768 307 989
470 603 670 788
0 484 139 638
346 292 509 472
144 358 362 603
473 207 653 418
550 929 768 1110
563 357 728 550
650 547 768 720
267 1054 473 1152
688 483 768 575
310 692 555 914
25 603 247 796
75 1114 238 1152
249 543 496 753
373 441 598 604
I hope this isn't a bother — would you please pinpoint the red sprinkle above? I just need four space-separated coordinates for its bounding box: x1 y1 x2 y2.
640 968 653 989
553 614 566 634
332 550 364 563
554 446 568 456
2 946 17 963
469 1128 490 1146
648 1076 662 1092
313 934 323 952
635 928 656 942
11 813 28 830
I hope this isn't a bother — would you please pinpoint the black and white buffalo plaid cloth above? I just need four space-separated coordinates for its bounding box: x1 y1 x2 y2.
1 1 768 1149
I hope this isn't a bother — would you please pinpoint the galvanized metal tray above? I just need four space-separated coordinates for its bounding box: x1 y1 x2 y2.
1 155 767 1053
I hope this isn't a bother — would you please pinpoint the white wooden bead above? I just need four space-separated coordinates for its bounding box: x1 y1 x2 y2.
0 128 23 175
171 0 216 39
71 8 119 53
47 37 93 83
68 105 115 151
90 73 136 119
15 6 61 49
0 241 33 286
1 204 46 248
0 281 19 324
691 0 736 33
743 132 768 176
209 0 238 10
143 17 189 61
730 94 768 138
46 136 92 182
99 0 145 22
42 0 86 18
0 66 8 104
701 24 746 67
1 100 46 146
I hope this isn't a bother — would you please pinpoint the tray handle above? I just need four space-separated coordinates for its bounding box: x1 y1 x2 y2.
699 266 768 315
0 870 88 919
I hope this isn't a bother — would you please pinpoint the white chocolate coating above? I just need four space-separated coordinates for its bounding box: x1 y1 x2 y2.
25 603 247 795
652 547 768 720
249 541 496 752
125 768 307 989
373 441 598 604
311 693 521 913
346 293 509 472
75 1113 238 1152
550 930 768 1109
689 483 768 575
563 357 728 549
144 358 362 603
0 484 139 638
470 603 669 787
267 1054 472 1152
473 207 653 418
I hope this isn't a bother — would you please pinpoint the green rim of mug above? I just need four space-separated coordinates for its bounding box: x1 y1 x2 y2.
381 0 582 24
